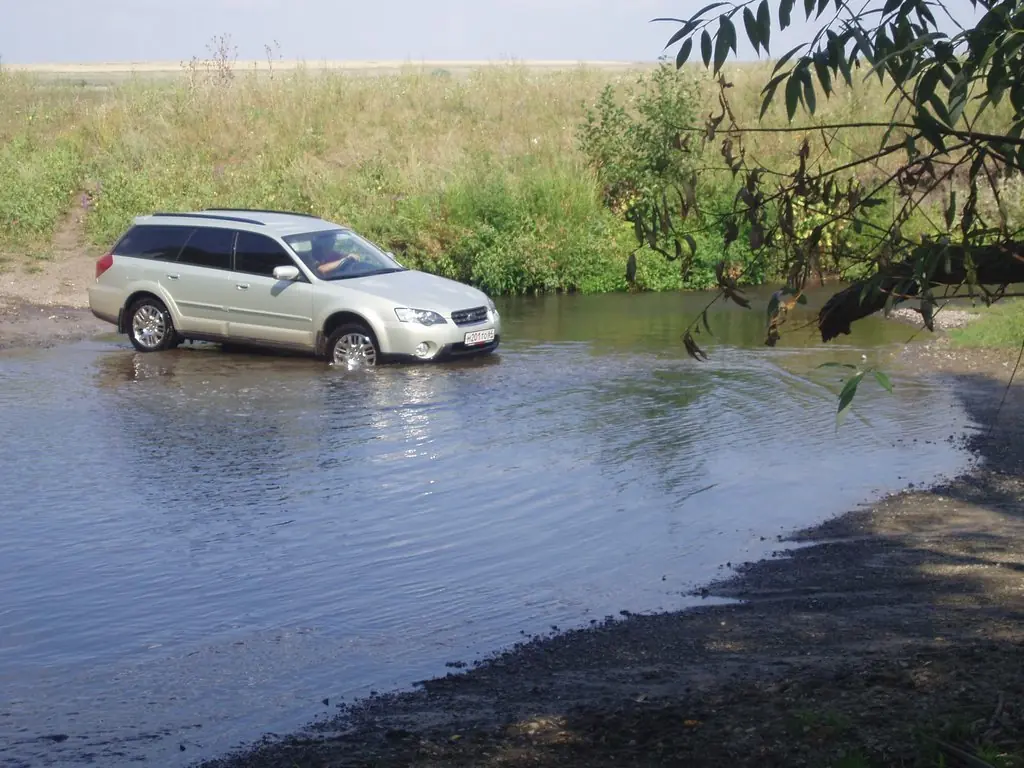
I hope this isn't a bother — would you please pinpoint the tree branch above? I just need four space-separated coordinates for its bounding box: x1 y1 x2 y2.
817 240 1024 342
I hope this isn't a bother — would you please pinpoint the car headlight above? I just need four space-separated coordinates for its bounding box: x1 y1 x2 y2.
394 307 448 326
486 297 499 315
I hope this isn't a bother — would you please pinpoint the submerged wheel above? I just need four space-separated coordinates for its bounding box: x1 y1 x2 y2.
127 297 179 353
326 323 379 369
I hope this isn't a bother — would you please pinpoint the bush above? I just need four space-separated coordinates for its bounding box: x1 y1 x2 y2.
577 60 773 289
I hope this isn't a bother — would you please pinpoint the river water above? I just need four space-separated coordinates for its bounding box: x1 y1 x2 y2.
0 289 978 767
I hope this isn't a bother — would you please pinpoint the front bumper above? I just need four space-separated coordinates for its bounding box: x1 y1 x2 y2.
378 313 502 362
395 334 501 363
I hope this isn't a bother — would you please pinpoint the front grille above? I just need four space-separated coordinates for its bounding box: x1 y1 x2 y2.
451 306 488 326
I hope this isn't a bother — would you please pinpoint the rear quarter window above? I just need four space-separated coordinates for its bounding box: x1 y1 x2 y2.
113 225 194 261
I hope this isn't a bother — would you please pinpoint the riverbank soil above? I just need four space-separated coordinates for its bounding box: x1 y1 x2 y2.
0 208 109 349
198 349 1024 768
0 300 109 351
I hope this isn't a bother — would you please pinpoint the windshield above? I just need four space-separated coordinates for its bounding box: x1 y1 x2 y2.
284 229 405 280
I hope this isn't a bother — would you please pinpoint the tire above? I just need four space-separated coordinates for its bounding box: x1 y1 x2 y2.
126 297 179 353
325 323 380 369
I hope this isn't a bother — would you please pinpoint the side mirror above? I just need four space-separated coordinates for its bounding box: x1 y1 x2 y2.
273 265 300 281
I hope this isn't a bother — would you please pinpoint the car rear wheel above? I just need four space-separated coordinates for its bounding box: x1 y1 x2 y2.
326 323 379 369
127 297 179 353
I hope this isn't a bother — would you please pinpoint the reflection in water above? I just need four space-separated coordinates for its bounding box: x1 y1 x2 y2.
0 291 979 768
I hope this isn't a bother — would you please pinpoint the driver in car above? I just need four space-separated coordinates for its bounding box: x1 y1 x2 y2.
310 239 357 276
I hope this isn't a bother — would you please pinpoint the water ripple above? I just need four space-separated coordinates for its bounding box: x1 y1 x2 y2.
0 305 975 767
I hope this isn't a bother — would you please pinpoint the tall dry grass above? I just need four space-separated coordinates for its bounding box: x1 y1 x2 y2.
0 58 1015 292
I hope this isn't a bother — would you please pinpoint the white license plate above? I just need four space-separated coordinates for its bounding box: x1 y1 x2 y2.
464 328 495 346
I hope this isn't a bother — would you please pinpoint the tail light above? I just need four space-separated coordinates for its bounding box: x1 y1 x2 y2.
95 252 113 279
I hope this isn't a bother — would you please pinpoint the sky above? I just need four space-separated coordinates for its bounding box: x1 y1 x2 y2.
0 0 984 66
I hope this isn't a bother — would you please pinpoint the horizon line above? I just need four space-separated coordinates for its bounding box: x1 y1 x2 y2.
3 58 663 73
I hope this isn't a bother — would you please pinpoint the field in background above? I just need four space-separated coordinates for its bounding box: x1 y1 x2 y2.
1 55 1018 297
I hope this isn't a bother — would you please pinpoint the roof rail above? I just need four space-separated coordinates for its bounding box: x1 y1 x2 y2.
151 212 266 226
203 208 322 219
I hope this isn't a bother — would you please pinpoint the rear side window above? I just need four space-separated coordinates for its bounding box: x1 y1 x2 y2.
113 225 192 261
235 231 300 278
177 227 235 270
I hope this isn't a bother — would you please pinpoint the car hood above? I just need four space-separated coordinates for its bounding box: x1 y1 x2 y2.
327 269 490 313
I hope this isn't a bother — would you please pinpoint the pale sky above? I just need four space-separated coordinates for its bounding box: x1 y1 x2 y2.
0 0 983 66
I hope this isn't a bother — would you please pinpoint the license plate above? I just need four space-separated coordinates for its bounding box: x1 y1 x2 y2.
464 328 495 346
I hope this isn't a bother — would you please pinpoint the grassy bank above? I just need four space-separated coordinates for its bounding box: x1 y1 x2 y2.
950 300 1024 349
1 57 1019 296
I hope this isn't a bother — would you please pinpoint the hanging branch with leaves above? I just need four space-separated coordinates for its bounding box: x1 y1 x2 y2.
631 0 1024 361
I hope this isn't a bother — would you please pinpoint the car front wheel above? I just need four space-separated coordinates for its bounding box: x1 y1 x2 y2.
127 297 179 353
326 323 379 369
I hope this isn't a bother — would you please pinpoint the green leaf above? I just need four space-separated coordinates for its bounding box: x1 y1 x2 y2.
785 74 802 121
945 189 957 229
838 48 853 85
779 0 794 28
800 67 817 114
817 361 858 369
701 29 713 67
756 0 771 52
760 70 789 118
772 44 805 75
683 233 698 257
797 293 808 304
921 298 935 331
1009 81 1024 113
928 93 952 127
701 309 713 335
712 27 729 71
916 64 940 106
664 20 697 49
743 7 761 54
836 370 866 428
684 1 731 23
676 37 694 68
813 53 832 96
872 370 893 393
804 0 815 19
913 111 947 152
713 18 735 73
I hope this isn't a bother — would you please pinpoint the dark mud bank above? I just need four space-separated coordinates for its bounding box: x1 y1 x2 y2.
0 301 109 351
195 362 1024 768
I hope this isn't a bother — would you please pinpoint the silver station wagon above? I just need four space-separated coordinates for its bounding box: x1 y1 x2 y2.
88 209 501 367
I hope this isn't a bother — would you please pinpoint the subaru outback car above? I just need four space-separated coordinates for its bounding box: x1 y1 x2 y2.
87 209 501 367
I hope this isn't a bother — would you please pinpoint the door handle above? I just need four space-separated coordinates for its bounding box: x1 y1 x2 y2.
166 274 180 280
236 283 249 290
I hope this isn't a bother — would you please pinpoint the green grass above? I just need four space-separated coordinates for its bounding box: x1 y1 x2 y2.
949 300 1024 349
0 57 1018 295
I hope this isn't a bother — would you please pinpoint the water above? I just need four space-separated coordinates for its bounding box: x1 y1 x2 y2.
0 289 978 767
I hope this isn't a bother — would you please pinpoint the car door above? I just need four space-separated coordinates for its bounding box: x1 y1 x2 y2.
228 230 315 349
163 226 237 337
